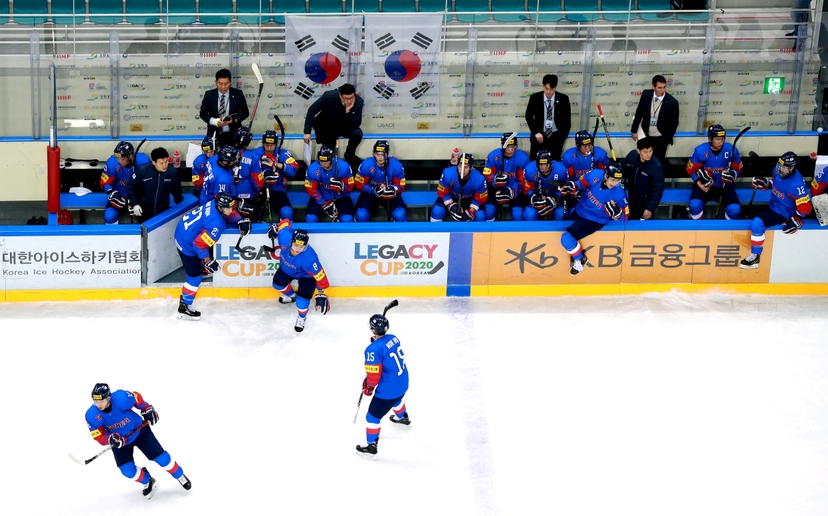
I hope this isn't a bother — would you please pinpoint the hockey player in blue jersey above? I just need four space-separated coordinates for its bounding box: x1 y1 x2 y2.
200 145 239 205
356 311 410 458
267 219 331 332
740 152 812 269
231 127 264 221
100 141 151 224
174 193 245 320
430 152 489 222
482 132 531 221
305 146 355 222
561 130 609 178
251 130 299 222
354 140 408 222
523 149 568 221
191 136 217 199
685 124 744 220
85 383 190 499
560 163 629 275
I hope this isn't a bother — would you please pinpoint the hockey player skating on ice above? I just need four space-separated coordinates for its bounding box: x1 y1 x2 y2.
685 124 744 220
559 163 629 276
267 219 331 332
356 312 410 458
740 152 812 269
85 383 190 499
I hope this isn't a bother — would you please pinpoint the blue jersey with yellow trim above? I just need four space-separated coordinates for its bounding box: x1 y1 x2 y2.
305 159 354 203
101 153 151 196
523 160 568 199
200 155 236 204
234 149 263 200
174 199 228 259
768 166 811 219
686 142 743 187
482 148 530 192
364 333 409 400
250 146 299 193
191 153 210 190
572 168 629 224
561 146 609 178
355 156 406 196
436 166 488 208
84 390 146 447
276 224 328 283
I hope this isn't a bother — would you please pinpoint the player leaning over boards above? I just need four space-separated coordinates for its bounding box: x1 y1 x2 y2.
356 311 410 458
267 219 331 332
85 383 190 499
740 152 812 269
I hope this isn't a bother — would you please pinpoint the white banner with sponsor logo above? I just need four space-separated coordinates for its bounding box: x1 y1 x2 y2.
364 15 442 116
212 232 450 287
0 235 141 290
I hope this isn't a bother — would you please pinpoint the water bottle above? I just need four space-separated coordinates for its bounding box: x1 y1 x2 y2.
172 150 181 168
450 147 461 165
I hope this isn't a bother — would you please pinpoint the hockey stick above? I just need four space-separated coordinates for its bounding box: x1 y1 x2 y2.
353 299 400 424
744 151 761 218
591 116 600 171
596 104 617 162
245 63 265 134
68 421 149 466
715 126 751 219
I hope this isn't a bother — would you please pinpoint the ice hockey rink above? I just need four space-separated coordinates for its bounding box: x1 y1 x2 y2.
2 293 827 516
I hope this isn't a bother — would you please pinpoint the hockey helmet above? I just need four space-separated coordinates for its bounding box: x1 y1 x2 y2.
457 153 474 179
262 130 279 146
91 383 111 400
575 130 592 147
234 127 252 149
604 162 623 180
536 149 553 174
114 141 134 158
369 314 389 335
291 229 309 249
215 192 236 211
217 145 239 168
779 151 799 177
201 135 217 153
707 124 726 140
501 132 518 149
373 140 390 156
317 146 335 163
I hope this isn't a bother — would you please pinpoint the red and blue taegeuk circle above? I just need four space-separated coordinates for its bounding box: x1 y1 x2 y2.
305 52 342 84
384 50 422 83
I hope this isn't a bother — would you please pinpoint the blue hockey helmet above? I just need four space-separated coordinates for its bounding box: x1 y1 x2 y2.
707 124 726 140
201 135 217 153
215 192 236 211
501 132 518 148
605 162 623 180
369 314 389 335
91 383 111 400
217 145 239 168
373 140 390 156
536 149 553 173
114 141 134 158
317 146 335 163
291 229 309 249
234 127 252 149
262 130 279 146
779 151 798 177
575 130 592 147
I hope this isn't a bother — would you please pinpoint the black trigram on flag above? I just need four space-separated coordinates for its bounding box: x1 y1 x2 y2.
295 35 316 52
294 82 315 100
332 35 350 53
373 83 395 100
374 33 396 51
411 32 433 50
409 82 431 100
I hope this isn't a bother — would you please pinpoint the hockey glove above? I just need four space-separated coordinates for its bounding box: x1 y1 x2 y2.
604 200 623 220
107 190 127 209
493 172 509 188
238 218 251 237
378 184 397 200
362 377 375 396
697 168 714 188
263 169 280 186
267 223 279 241
537 195 558 217
315 292 330 315
108 432 126 449
130 204 143 217
236 198 255 218
233 166 241 185
141 405 159 426
463 206 478 222
752 176 772 190
783 215 802 235
202 258 220 276
447 202 464 221
322 200 339 221
560 181 577 196
329 178 344 194
721 167 738 184
260 154 275 171
530 193 547 208
495 188 514 204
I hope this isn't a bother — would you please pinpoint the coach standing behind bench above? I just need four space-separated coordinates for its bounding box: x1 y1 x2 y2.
127 148 184 223
303 84 364 169
199 69 249 148
525 74 571 161
630 74 679 165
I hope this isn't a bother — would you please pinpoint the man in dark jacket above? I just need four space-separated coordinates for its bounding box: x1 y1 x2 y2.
622 138 664 220
524 74 571 161
630 74 679 164
199 69 250 148
127 148 184 223
303 83 364 168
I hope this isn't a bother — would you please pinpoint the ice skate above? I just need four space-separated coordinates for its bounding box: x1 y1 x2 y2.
294 315 307 333
570 255 589 276
177 296 201 321
390 413 410 426
740 253 761 269
279 293 297 304
177 473 191 490
141 468 158 499
355 440 378 459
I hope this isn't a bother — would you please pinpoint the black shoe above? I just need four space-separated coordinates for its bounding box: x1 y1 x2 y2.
177 296 201 321
740 253 761 269
141 468 158 499
390 413 411 425
177 474 191 490
355 441 378 458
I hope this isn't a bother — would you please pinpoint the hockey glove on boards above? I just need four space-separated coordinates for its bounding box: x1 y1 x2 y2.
108 432 126 449
697 168 714 188
267 223 279 241
783 215 802 235
315 292 330 314
141 405 159 425
238 218 251 237
604 200 623 220
721 168 738 184
202 258 220 275
362 378 375 396
752 177 772 190
107 190 127 209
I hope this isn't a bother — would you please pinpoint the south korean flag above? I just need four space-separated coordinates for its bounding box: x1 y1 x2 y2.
364 14 442 115
285 16 362 104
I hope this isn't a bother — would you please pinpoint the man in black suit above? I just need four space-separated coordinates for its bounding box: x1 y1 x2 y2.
303 83 364 169
199 69 250 148
525 74 571 161
630 74 679 165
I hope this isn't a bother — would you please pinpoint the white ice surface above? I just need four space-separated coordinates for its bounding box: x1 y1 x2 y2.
1 293 827 516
